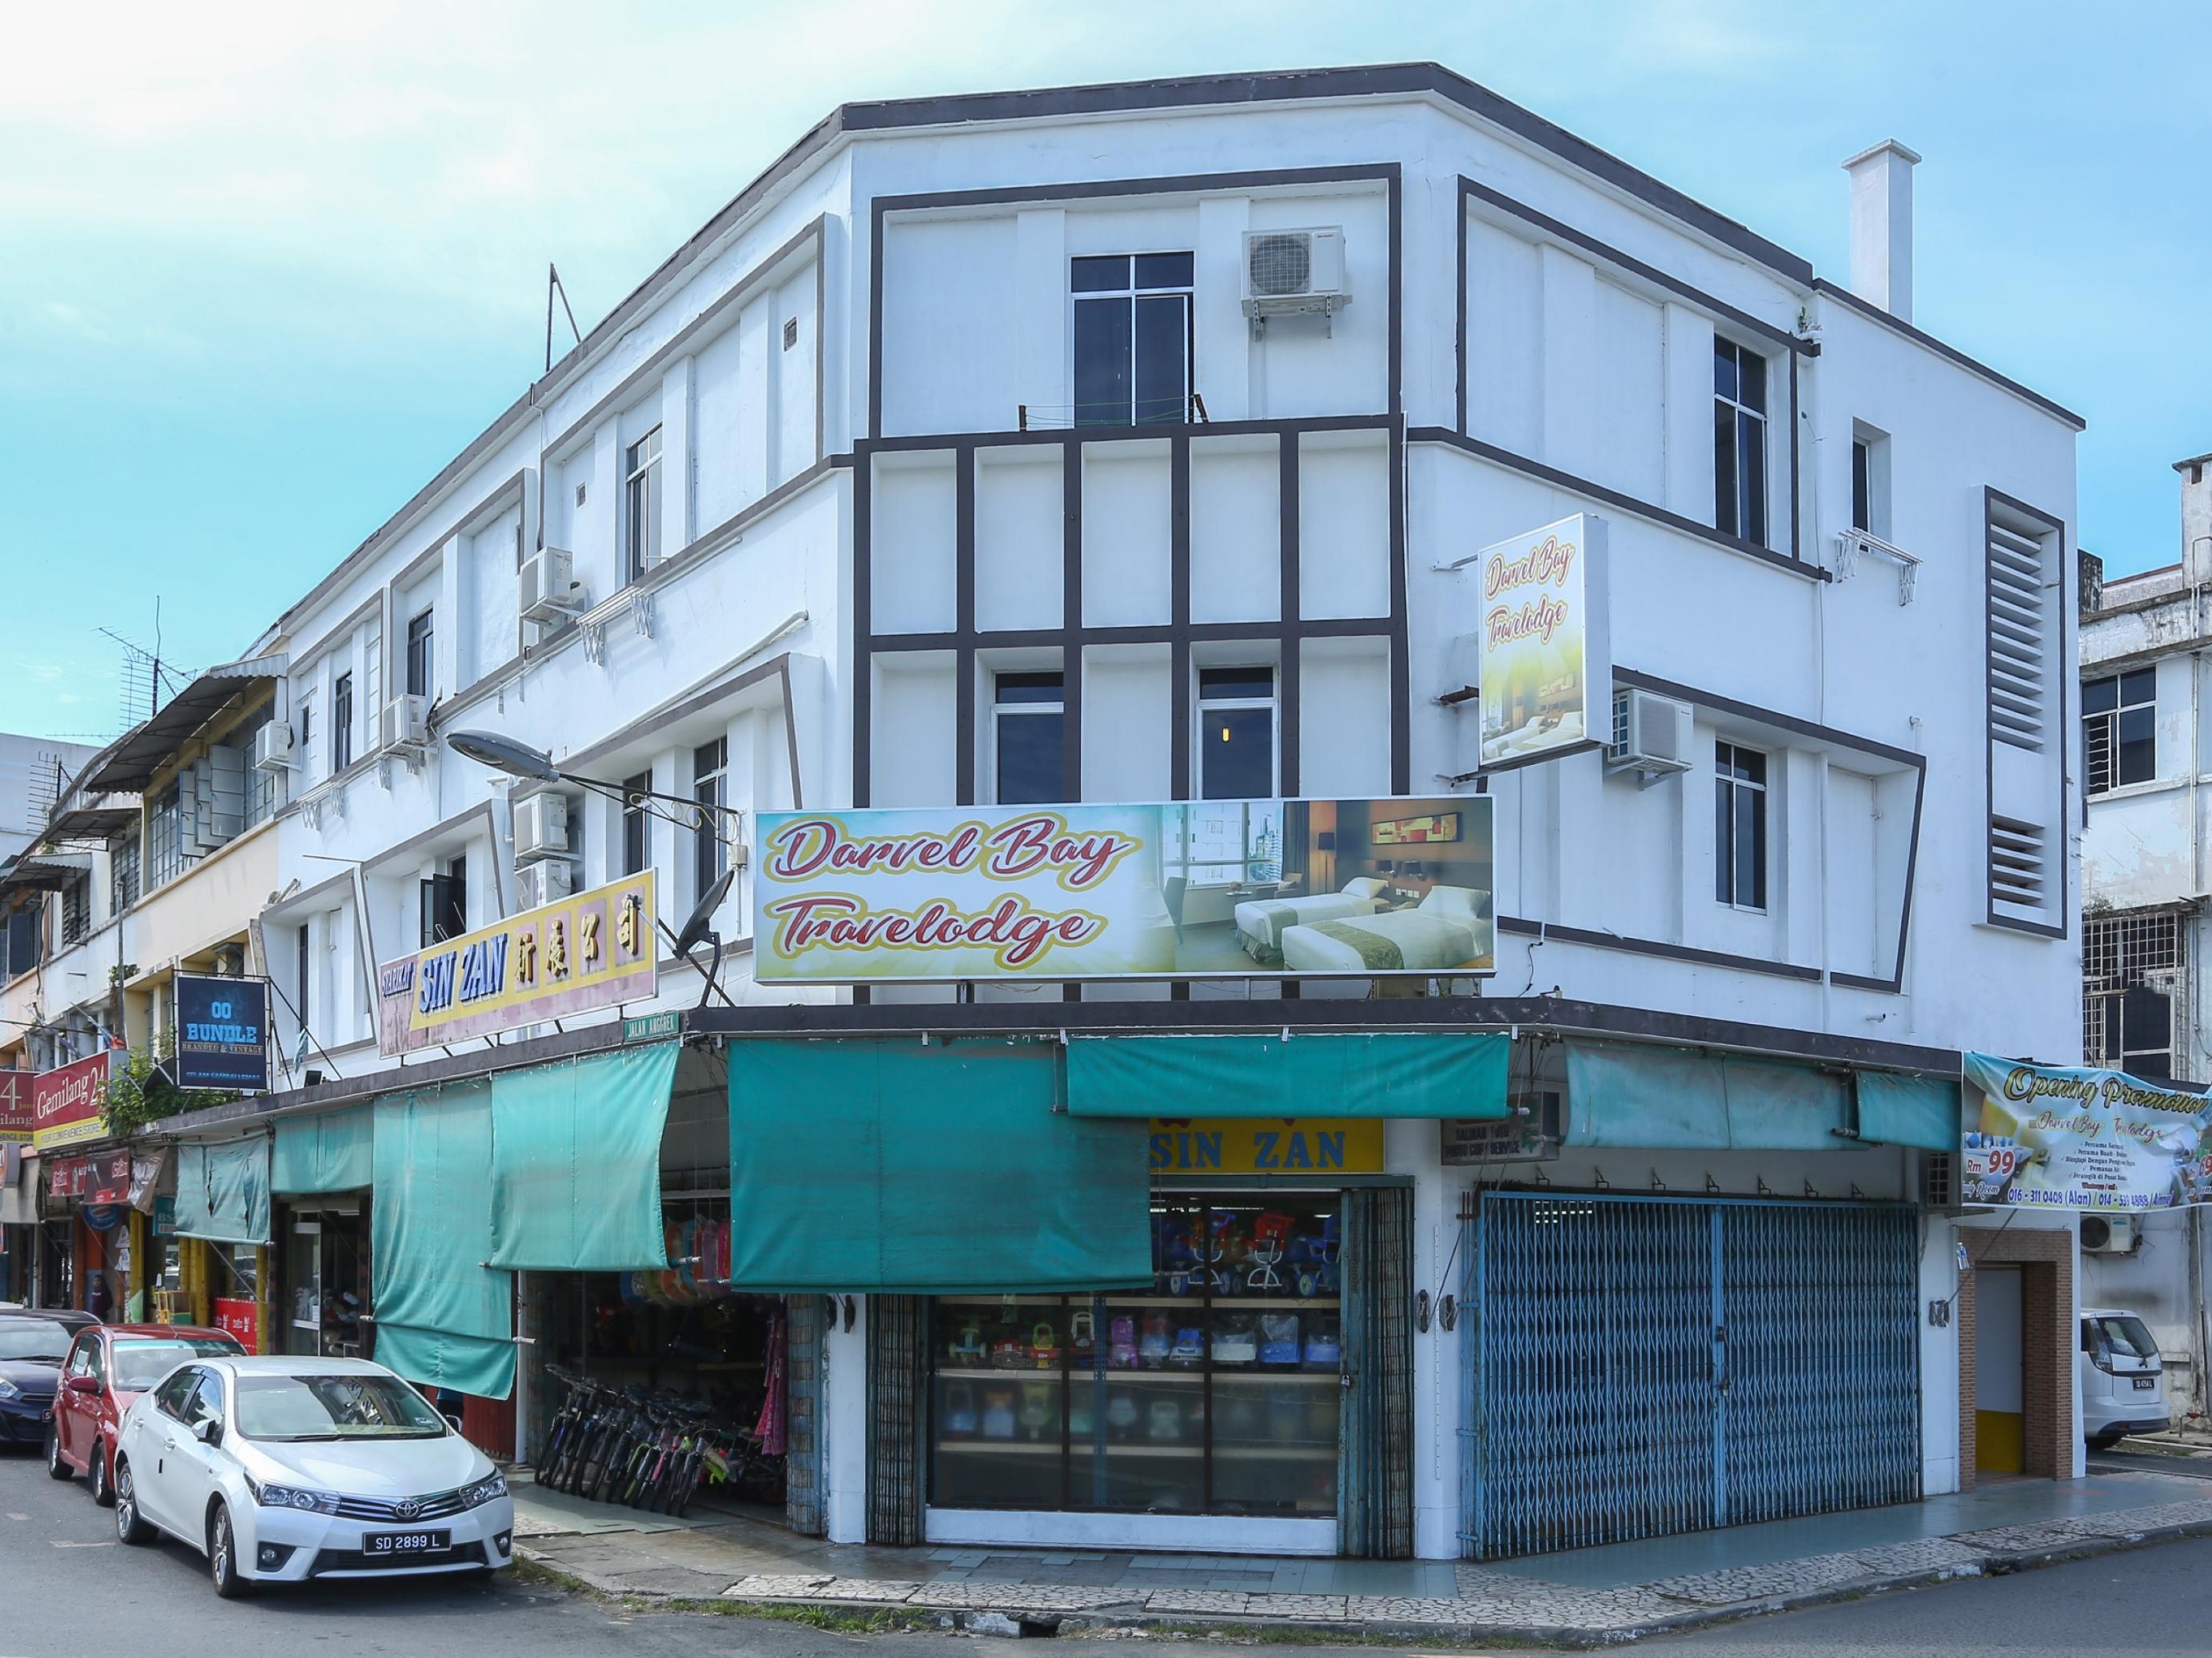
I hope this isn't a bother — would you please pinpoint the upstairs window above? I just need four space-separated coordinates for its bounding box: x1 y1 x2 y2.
405 608 435 700
1714 741 1768 911
1072 253 1194 427
5 904 39 978
691 737 728 904
1196 667 1276 801
331 673 354 771
59 877 90 947
420 856 467 946
2084 668 2155 794
622 770 652 876
992 672 1065 804
110 833 141 915
1713 339 1768 544
148 787 186 888
626 426 663 581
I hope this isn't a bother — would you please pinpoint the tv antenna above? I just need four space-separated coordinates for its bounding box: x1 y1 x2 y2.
545 263 582 373
101 597 191 729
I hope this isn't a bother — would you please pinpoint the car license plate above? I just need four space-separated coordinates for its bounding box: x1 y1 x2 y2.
364 1530 452 1556
2134 1377 2158 1392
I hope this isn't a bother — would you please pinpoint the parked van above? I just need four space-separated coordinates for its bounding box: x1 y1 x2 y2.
2080 1308 2170 1449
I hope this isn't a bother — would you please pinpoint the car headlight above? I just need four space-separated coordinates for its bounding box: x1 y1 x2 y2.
246 1477 343 1515
459 1473 508 1509
0 1377 19 1401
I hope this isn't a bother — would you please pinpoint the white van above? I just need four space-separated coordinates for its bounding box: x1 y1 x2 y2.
2079 1307 2171 1449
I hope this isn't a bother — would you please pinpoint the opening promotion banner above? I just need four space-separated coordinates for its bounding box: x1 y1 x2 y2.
1962 1052 2212 1210
1469 512 1610 772
753 796 1496 983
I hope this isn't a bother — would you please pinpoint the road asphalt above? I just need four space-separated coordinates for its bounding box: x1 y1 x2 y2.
8 1441 2212 1656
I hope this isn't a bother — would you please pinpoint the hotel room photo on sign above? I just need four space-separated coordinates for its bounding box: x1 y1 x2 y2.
752 796 1497 982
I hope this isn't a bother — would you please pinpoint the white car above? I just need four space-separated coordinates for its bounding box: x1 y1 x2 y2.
113 1356 514 1596
2079 1307 2172 1450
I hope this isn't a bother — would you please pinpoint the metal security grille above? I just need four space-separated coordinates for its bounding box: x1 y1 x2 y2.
2083 908 2188 1079
1461 1194 1919 1560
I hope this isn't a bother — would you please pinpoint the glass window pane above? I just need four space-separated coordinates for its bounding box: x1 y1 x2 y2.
2122 987 2172 1053
1074 297 1134 426
1202 706 1274 800
1198 667 1273 699
1133 294 1189 425
1206 1198 1341 1517
1851 440 1871 532
1739 349 1766 413
2116 707 2155 784
1713 403 1737 535
2121 668 2158 706
1133 252 1194 289
2082 676 2118 715
1716 779 1734 903
996 711 1065 805
1740 748 1766 786
1712 337 1737 401
1740 411 1767 544
1070 256 1130 293
1740 787 1766 908
933 1296 1066 1510
995 672 1064 705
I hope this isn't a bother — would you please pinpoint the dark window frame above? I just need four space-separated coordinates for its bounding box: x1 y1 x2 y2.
2084 668 2156 795
331 673 354 771
992 671 1066 805
691 737 728 905
1714 740 1769 911
1712 337 1768 544
405 608 435 700
1194 666 1277 802
625 424 664 582
1071 252 1196 428
621 771 652 876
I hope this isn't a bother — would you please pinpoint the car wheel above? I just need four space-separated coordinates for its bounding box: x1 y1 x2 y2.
45 1425 73 1481
90 1442 114 1507
209 1503 252 1599
114 1459 153 1545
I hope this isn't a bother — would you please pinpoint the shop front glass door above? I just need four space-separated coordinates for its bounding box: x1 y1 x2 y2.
285 1222 323 1356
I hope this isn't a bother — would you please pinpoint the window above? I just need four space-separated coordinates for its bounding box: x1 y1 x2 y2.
5 905 38 978
1072 253 1194 427
993 672 1065 804
1169 801 1284 887
2084 911 2182 1080
622 771 652 876
148 787 185 888
1196 666 1276 800
405 608 434 700
58 877 90 947
331 673 354 771
1713 338 1768 543
420 856 466 946
625 425 663 580
236 706 278 829
110 832 140 915
1715 742 1768 910
294 921 311 1050
2084 669 2156 795
297 700 311 763
154 1366 203 1421
692 737 727 903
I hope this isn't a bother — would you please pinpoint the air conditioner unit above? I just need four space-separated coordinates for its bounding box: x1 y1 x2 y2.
1604 688 1694 787
514 858 575 911
1241 228 1350 333
2082 1214 2138 1253
520 547 584 624
513 791 571 864
251 722 295 772
380 695 429 754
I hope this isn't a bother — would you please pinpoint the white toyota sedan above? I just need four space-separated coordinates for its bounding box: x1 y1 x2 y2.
113 1356 514 1596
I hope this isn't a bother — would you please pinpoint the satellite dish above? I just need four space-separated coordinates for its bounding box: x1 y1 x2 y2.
444 729 562 783
675 869 734 957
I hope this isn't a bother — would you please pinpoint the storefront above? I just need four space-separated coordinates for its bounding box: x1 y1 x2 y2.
269 1105 374 1359
172 1133 275 1349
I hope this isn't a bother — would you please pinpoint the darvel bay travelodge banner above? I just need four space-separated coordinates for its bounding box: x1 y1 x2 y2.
1963 1052 2212 1210
753 796 1496 983
1468 512 1611 772
376 871 657 1057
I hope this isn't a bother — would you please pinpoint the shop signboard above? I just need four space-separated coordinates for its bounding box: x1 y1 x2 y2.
753 796 1496 983
31 1050 116 1154
49 1149 133 1203
1147 1118 1384 1175
1456 512 1610 773
375 871 657 1057
1962 1052 2212 1210
174 974 270 1091
0 1070 31 1144
212 1296 260 1349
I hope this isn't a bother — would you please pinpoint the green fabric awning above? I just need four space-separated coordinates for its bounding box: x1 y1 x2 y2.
1065 1033 1511 1120
372 1082 515 1400
174 1137 272 1245
1855 1071 1963 1153
271 1106 373 1195
489 1042 677 1271
1564 1042 1849 1150
728 1038 1152 1293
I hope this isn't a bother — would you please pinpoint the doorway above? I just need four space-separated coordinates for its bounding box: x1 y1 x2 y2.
1975 1267 2026 1475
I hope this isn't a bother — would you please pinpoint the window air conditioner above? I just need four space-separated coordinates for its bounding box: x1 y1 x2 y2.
380 695 429 754
1241 228 1350 333
1604 688 1693 787
251 722 296 772
512 791 571 865
2082 1214 2137 1254
520 547 584 624
514 858 575 911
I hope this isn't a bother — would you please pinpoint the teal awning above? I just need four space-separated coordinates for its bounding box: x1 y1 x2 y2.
1066 1033 1511 1119
1564 1042 1848 1150
371 1082 515 1400
271 1106 373 1195
1855 1071 1963 1153
174 1137 271 1245
728 1038 1152 1293
489 1042 677 1271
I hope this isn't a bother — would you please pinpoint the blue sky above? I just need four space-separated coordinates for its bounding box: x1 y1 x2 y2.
2 1 2202 739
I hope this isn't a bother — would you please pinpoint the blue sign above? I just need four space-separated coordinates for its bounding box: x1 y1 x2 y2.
174 975 269 1092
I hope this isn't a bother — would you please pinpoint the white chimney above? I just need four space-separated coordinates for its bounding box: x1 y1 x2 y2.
1842 139 1921 324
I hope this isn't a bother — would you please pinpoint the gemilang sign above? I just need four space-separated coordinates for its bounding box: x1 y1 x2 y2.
1468 512 1611 773
31 1050 116 1154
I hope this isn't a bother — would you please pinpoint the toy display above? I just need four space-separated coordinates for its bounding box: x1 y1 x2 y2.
1257 1312 1301 1365
1211 1313 1258 1365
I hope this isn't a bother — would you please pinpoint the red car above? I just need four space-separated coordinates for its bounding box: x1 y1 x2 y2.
46 1324 243 1504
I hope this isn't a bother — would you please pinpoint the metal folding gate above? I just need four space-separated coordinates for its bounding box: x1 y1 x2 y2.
1461 1193 1920 1560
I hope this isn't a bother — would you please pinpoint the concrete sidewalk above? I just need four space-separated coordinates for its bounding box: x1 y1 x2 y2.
512 1464 2212 1645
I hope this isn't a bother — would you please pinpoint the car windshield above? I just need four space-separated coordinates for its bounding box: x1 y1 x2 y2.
0 1324 73 1362
112 1338 243 1390
2093 1315 2160 1361
234 1373 447 1441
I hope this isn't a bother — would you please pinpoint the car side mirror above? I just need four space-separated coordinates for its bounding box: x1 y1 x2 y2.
64 1375 99 1396
193 1418 220 1445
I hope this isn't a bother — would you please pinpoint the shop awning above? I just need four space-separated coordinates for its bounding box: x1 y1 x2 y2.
78 652 286 795
174 1136 272 1245
727 1038 1152 1293
1854 1071 1963 1153
0 851 92 896
372 1081 514 1400
1563 1042 1855 1150
1064 1032 1512 1120
272 1105 374 1195
488 1042 677 1271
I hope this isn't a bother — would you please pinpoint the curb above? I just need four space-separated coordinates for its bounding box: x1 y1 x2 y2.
517 1516 2212 1648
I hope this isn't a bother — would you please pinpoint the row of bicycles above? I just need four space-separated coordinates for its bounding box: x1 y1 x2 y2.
536 1367 784 1517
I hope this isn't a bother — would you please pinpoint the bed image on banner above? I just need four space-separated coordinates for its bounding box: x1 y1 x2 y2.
1962 1052 2212 1210
751 796 1495 983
